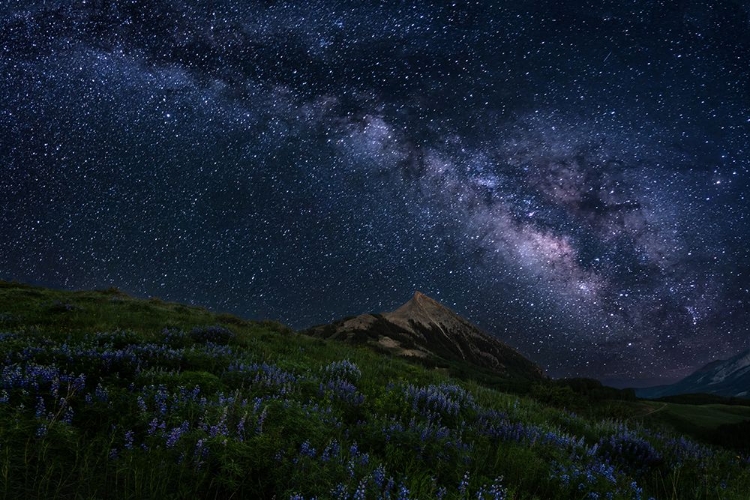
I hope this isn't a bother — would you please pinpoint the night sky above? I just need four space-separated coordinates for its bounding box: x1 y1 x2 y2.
2 0 749 387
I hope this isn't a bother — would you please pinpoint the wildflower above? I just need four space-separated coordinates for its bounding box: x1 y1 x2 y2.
95 383 108 402
194 438 208 465
299 440 317 458
35 396 46 419
459 471 471 495
166 421 190 448
62 406 74 425
321 439 341 462
397 483 411 500
630 481 643 500
323 359 362 383
353 477 367 500
236 413 248 438
124 430 135 450
147 418 160 436
488 476 506 500
256 407 268 435
331 483 348 500
373 464 387 489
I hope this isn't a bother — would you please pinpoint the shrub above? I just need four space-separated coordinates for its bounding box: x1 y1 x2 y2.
189 325 235 345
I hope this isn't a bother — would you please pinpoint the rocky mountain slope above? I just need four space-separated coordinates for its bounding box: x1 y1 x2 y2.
637 349 750 399
304 291 546 383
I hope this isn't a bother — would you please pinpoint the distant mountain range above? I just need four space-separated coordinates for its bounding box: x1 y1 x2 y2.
637 349 750 399
304 291 546 383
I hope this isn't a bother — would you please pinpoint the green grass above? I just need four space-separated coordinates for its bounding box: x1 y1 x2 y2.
655 403 750 429
1 280 749 499
0 281 255 335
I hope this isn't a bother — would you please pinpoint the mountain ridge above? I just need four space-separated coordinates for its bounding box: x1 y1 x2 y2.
637 349 750 399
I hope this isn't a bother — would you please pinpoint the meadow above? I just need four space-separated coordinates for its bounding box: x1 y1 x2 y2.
0 280 748 499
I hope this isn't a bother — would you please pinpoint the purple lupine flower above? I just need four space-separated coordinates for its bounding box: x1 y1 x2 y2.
124 430 135 450
147 418 160 436
330 483 348 499
321 439 340 462
209 408 229 438
459 471 471 495
193 438 208 467
630 481 643 500
488 476 506 500
323 359 362 383
353 477 367 500
166 421 190 448
95 383 108 402
154 386 169 415
236 414 247 441
256 407 268 435
51 378 60 399
373 464 386 489
300 440 317 458
35 396 46 419
62 406 74 425
397 483 411 500
71 373 86 393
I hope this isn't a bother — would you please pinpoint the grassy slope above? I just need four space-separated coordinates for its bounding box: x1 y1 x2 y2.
655 403 750 429
637 401 750 448
1 280 749 499
0 281 259 334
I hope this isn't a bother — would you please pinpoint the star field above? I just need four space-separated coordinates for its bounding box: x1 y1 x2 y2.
2 0 749 387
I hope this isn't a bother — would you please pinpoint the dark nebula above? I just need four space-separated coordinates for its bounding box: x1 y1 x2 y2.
2 0 749 386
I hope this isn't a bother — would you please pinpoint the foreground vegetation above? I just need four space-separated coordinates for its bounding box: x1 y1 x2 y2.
1 281 749 499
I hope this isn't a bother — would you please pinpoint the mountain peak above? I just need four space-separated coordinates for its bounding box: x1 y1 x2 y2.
380 292 546 380
305 292 546 382
400 290 436 307
410 291 444 308
389 292 458 331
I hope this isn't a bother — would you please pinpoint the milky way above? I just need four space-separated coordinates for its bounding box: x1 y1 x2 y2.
2 0 749 386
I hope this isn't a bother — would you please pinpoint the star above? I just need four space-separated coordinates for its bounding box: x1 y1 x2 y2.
1 0 748 387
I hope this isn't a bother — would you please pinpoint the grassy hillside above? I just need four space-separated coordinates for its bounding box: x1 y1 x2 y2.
652 403 750 430
1 280 749 499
